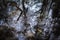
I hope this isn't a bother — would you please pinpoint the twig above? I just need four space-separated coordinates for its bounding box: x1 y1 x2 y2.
17 11 23 21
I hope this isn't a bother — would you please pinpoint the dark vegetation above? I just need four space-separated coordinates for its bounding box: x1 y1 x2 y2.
0 25 18 40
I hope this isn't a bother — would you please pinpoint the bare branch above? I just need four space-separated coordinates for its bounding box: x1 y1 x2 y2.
16 6 23 12
17 11 23 21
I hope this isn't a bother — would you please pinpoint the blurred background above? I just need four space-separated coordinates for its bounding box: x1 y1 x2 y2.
0 0 60 40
